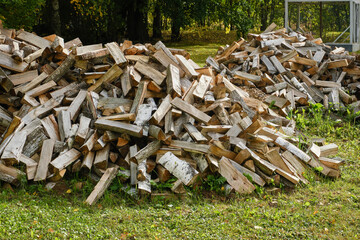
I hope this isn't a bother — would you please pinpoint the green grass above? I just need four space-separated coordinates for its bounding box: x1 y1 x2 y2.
167 43 220 66
164 28 239 66
325 31 350 43
1 42 360 239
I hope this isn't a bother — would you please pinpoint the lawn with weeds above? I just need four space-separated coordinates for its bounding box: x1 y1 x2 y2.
164 28 239 66
167 42 220 66
0 43 360 239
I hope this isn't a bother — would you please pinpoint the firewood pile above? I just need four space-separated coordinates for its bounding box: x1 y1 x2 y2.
208 23 360 113
0 25 346 205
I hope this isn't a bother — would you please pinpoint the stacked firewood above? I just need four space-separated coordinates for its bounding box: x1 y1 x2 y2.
208 23 360 114
0 26 345 205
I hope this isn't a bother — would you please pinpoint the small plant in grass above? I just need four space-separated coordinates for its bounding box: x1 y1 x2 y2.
255 185 264 195
150 178 177 192
291 102 360 141
302 168 322 184
202 174 227 194
109 177 123 192
269 100 278 109
243 173 253 183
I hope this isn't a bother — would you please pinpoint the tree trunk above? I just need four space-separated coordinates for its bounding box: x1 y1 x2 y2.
269 0 277 25
51 0 61 35
260 2 269 31
171 22 181 42
127 0 149 42
152 1 162 39
229 0 234 30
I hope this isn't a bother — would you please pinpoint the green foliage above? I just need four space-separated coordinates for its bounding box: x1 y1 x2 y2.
314 166 324 173
150 178 177 191
269 100 277 109
0 0 45 30
63 0 127 43
0 0 354 44
218 0 254 37
293 103 360 139
243 173 253 183
254 185 265 195
202 174 227 193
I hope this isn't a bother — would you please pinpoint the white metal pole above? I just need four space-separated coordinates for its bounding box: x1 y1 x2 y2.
285 0 289 30
355 3 360 43
350 0 354 43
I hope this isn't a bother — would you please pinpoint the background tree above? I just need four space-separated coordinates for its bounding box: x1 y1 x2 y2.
161 0 192 41
0 0 350 44
0 0 46 30
152 0 163 39
126 0 150 42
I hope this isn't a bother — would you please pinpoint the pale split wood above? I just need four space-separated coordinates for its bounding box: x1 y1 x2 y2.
34 139 55 181
219 157 255 194
67 90 87 121
171 97 211 124
86 166 119 205
50 148 81 173
158 152 199 186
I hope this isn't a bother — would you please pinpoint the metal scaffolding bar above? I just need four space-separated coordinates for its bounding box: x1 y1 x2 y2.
285 0 360 44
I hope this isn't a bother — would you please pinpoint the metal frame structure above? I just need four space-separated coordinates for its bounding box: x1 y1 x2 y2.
285 0 360 51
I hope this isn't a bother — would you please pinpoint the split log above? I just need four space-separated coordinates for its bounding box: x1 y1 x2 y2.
171 97 211 124
8 70 38 86
176 54 198 78
80 130 98 152
275 137 311 163
105 42 127 66
75 116 91 145
170 140 209 154
22 125 47 158
81 151 95 172
130 140 161 164
134 61 165 85
219 157 255 194
158 152 199 186
0 163 25 186
166 64 182 97
86 166 119 205
265 149 292 174
1 131 27 164
88 64 123 93
94 119 143 138
130 80 148 114
137 161 151 193
183 123 207 143
44 55 75 83
148 125 165 141
41 115 60 141
230 159 265 187
57 110 72 141
0 51 28 72
94 144 110 170
51 36 64 53
16 30 51 49
151 94 172 124
16 72 48 95
67 90 87 121
25 80 57 98
50 148 81 173
193 75 212 99
34 139 55 181
18 154 38 180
